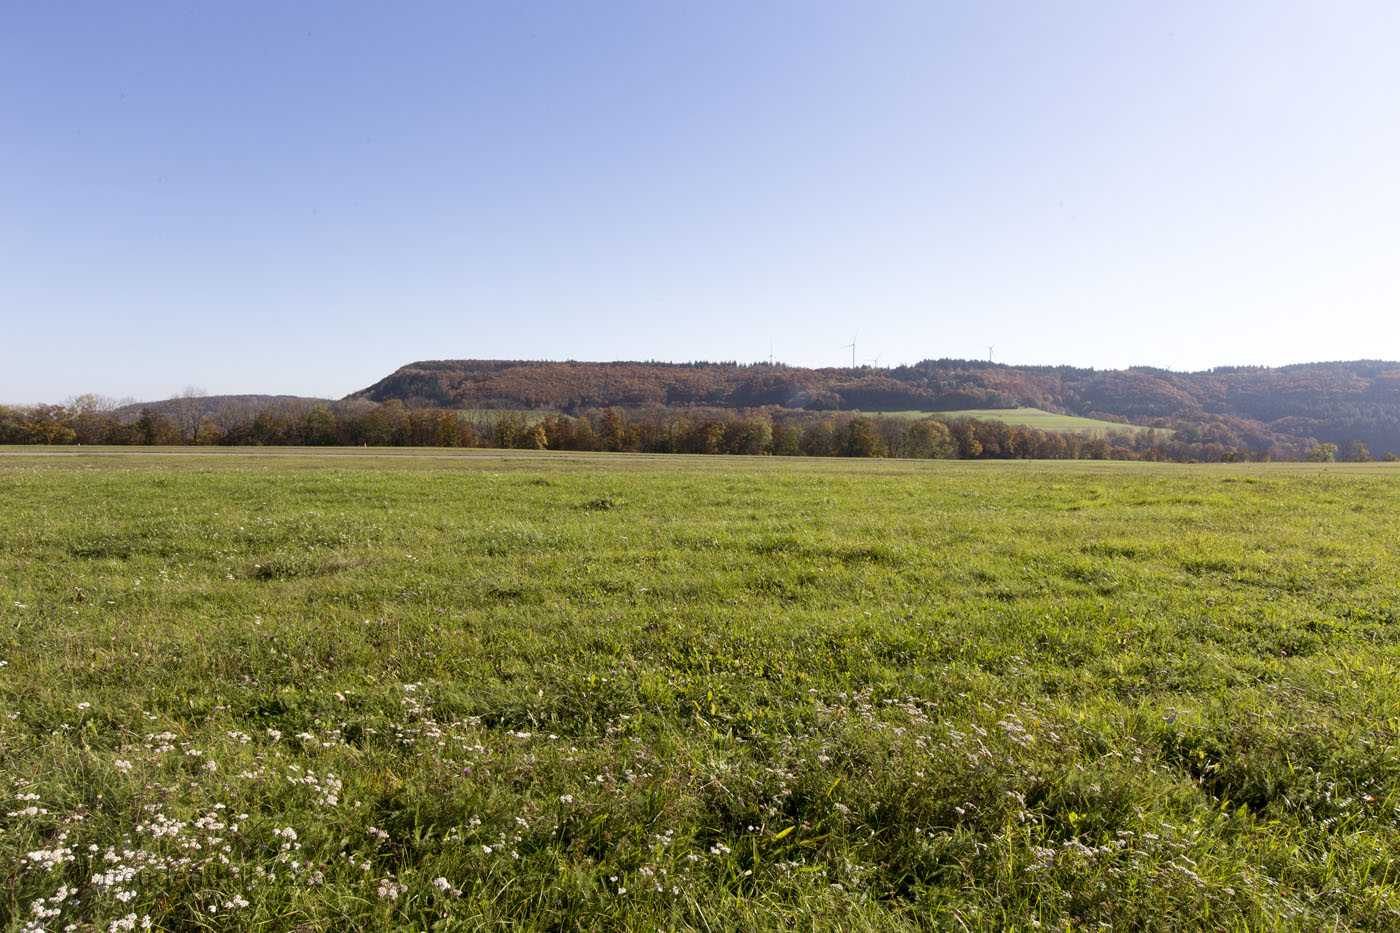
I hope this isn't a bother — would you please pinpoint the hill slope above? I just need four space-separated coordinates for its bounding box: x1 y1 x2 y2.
113 394 332 420
349 358 1400 454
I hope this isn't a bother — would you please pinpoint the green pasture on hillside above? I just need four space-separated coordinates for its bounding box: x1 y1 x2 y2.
867 407 1159 436
458 408 560 425
1 449 1398 931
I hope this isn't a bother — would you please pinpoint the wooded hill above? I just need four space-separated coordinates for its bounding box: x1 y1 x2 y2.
350 358 1400 455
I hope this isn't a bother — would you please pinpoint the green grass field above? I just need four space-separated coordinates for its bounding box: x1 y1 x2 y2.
2 450 1398 931
867 407 1159 436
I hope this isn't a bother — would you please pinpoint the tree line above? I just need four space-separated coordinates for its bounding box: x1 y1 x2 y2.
5 394 1387 462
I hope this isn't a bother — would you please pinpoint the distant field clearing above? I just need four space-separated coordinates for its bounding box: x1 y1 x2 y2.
867 407 1161 436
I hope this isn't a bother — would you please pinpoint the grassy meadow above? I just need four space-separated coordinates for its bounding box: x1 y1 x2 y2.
866 408 1158 437
2 450 1399 931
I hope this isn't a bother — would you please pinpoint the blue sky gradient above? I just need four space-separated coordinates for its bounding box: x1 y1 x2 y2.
4 2 1398 402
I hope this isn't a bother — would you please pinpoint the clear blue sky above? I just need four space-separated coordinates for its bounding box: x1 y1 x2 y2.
4 1 1398 403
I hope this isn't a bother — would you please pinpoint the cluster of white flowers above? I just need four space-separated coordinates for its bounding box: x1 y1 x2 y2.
274 826 299 853
26 846 73 871
286 767 342 807
92 864 139 889
139 813 186 839
10 793 47 819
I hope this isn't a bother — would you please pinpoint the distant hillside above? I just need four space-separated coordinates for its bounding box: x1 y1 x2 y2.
114 394 332 420
867 408 1158 437
349 358 1400 456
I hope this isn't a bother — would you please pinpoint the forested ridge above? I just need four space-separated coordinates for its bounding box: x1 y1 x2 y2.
351 358 1400 455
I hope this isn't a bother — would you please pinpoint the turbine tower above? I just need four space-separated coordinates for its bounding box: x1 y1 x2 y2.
840 333 858 368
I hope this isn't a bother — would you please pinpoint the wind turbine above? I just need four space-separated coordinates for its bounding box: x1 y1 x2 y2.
986 343 997 363
839 332 858 368
864 352 883 368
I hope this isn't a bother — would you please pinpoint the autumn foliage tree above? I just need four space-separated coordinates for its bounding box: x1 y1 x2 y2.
22 405 76 444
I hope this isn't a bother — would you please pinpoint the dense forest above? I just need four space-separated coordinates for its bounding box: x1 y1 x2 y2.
350 358 1400 455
